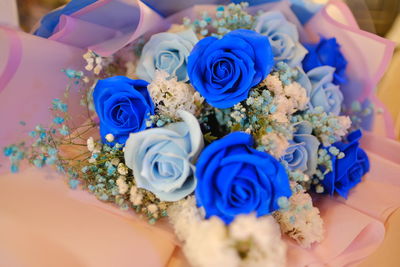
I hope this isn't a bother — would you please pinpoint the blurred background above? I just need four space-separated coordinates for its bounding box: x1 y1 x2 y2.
16 0 68 32
2 0 400 137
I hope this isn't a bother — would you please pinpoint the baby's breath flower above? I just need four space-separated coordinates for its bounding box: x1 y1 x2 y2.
169 197 286 267
130 186 143 206
261 132 290 158
274 189 323 248
148 71 204 120
105 133 114 143
83 50 104 75
87 137 95 152
116 176 129 194
111 158 120 166
117 163 129 175
315 185 324 193
147 204 158 214
59 125 69 136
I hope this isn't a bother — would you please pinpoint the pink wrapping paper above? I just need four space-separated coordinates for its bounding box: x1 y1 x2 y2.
0 26 87 172
0 1 399 266
304 0 396 137
0 167 176 267
49 0 164 56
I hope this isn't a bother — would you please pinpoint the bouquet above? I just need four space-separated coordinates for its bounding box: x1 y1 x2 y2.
2 0 395 266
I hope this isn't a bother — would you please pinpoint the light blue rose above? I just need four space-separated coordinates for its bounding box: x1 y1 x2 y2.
281 121 320 176
136 30 198 82
254 11 307 67
308 66 344 115
294 66 312 96
124 110 203 201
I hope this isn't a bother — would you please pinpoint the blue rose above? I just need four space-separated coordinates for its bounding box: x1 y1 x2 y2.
195 132 292 224
124 110 203 201
321 130 370 198
188 29 274 108
136 30 198 82
302 37 348 85
93 76 154 145
255 11 307 67
281 121 320 175
34 0 97 38
308 66 343 115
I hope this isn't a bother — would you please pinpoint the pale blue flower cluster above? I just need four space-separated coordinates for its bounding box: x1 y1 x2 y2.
62 68 84 80
293 106 349 146
343 100 375 131
3 144 25 173
214 88 277 131
52 98 68 112
183 2 255 39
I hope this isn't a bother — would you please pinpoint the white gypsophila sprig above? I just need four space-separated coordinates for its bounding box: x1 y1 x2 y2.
168 197 240 267
87 137 95 152
148 71 204 120
274 188 324 248
117 163 129 175
335 116 352 140
129 186 143 206
265 74 308 123
167 196 205 240
230 215 287 267
260 132 290 158
168 197 286 267
116 175 129 194
83 50 104 75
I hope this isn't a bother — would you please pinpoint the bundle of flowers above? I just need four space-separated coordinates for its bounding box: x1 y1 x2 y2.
3 1 392 266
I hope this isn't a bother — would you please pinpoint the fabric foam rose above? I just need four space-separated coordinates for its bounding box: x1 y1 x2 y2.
124 110 203 201
302 37 348 85
321 130 369 198
295 66 312 96
308 66 343 115
136 29 198 82
195 132 292 224
255 11 307 67
188 29 274 108
281 121 320 176
93 76 154 145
